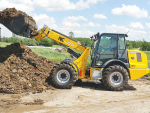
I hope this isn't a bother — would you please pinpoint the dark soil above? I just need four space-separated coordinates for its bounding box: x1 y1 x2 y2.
0 43 55 94
0 8 37 36
0 8 35 22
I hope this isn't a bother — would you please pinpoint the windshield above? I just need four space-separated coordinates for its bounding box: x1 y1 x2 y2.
97 34 117 54
94 34 118 66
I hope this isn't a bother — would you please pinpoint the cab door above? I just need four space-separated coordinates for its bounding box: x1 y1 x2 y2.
118 34 128 63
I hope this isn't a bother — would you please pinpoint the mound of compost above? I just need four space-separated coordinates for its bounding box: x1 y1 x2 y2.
0 8 37 36
0 43 55 94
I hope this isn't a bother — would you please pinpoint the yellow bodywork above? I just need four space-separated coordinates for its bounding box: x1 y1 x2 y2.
73 47 90 79
32 27 91 79
34 27 86 52
128 50 150 80
33 27 150 81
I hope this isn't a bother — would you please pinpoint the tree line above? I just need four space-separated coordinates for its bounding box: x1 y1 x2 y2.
1 34 54 47
126 40 150 51
1 34 150 51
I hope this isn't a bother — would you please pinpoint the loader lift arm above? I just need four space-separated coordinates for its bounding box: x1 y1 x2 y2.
34 26 86 53
33 26 90 78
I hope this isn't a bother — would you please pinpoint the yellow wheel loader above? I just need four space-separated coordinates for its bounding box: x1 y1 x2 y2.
2 15 150 91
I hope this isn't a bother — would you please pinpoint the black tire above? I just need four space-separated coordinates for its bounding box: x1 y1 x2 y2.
50 63 77 89
102 65 129 91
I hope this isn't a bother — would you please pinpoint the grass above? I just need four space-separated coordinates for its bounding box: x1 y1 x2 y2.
31 48 91 64
143 51 150 76
31 48 70 62
143 51 150 67
143 51 150 60
0 42 11 47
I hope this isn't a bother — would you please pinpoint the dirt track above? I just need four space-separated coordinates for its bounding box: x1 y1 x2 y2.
0 78 150 113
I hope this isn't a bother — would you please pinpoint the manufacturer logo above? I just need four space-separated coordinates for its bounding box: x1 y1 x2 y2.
58 37 65 42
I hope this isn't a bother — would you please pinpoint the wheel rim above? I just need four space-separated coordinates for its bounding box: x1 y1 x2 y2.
56 69 70 83
110 72 123 85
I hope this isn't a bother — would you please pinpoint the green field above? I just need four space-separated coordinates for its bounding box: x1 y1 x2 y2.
143 51 150 61
31 48 70 62
0 42 11 47
143 51 150 72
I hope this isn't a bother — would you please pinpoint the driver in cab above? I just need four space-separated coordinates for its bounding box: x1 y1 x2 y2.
110 37 117 51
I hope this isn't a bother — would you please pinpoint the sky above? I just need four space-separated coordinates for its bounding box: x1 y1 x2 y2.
0 0 150 41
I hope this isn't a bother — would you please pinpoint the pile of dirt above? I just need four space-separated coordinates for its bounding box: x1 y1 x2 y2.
0 43 55 94
0 8 37 36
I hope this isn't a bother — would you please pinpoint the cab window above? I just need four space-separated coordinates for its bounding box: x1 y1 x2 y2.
119 35 125 50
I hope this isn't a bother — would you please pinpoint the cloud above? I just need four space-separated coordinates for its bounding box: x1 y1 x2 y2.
146 23 150 28
0 0 34 14
32 0 106 11
128 22 144 29
54 27 95 38
0 24 12 37
105 24 129 33
62 16 87 28
7 0 33 5
87 0 106 4
112 4 148 18
83 22 101 27
105 24 147 40
0 0 106 12
93 14 107 19
0 0 106 14
72 29 95 37
62 22 81 27
63 16 88 22
33 14 57 29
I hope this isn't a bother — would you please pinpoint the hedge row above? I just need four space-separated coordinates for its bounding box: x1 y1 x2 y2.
2 35 54 47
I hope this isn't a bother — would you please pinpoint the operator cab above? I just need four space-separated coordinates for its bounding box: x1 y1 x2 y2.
91 33 128 67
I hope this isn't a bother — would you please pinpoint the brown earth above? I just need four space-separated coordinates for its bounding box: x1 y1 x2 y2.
0 43 55 94
0 8 37 36
0 8 35 22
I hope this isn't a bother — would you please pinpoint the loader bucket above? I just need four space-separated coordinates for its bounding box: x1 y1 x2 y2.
0 8 38 38
1 15 38 37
